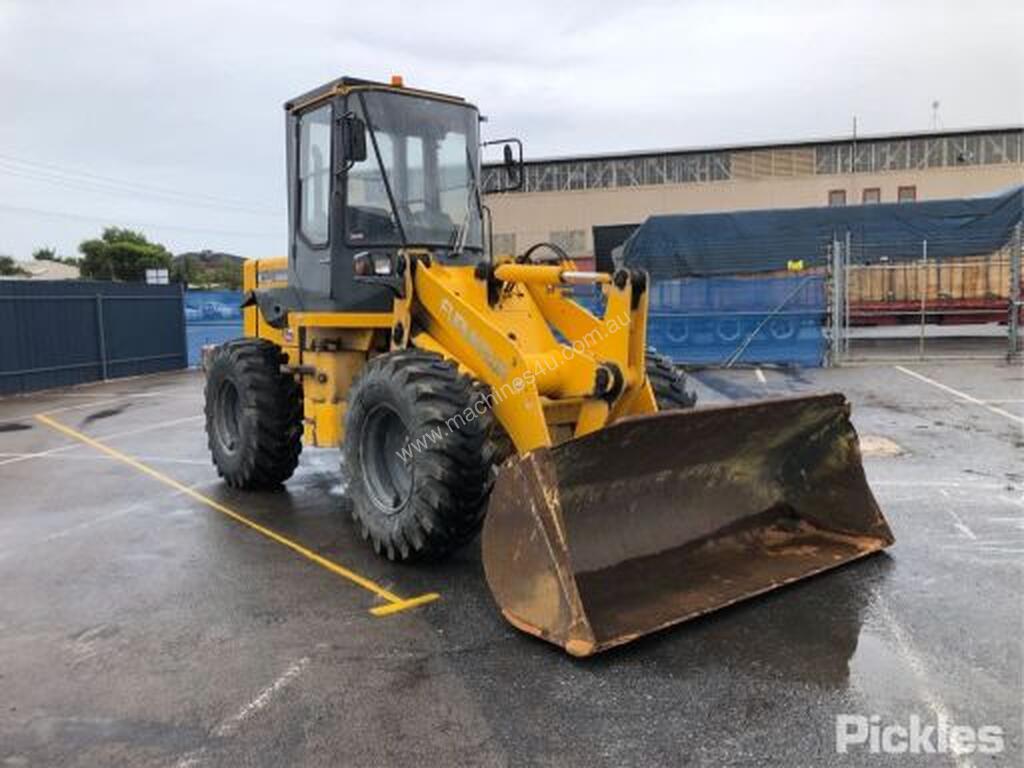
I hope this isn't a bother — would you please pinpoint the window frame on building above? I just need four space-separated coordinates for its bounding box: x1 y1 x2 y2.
862 187 881 204
828 189 847 207
897 185 917 203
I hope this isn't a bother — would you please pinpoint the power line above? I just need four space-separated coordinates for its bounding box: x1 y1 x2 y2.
0 152 282 214
0 164 285 217
0 152 281 210
0 201 282 238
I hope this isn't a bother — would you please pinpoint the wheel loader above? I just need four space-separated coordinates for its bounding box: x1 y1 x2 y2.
204 75 894 657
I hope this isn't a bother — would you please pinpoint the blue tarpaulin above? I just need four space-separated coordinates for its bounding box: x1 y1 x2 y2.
184 290 242 366
623 185 1023 279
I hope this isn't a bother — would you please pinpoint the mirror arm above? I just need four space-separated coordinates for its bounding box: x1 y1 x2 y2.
481 137 525 193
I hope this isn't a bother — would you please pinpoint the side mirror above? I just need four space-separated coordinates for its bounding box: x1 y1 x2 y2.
482 138 524 192
341 114 368 163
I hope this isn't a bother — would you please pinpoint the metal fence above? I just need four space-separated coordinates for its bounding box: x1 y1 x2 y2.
0 280 187 395
6 233 1013 397
828 223 1022 363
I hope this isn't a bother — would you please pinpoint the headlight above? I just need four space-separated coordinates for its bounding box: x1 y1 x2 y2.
353 252 372 276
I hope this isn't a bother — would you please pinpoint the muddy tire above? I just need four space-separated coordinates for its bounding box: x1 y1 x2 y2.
343 349 496 561
646 349 697 410
204 339 303 489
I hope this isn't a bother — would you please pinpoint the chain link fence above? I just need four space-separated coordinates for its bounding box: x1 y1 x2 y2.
828 223 1022 363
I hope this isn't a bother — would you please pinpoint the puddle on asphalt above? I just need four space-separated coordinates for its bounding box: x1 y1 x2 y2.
848 628 921 704
290 448 347 497
81 405 129 423
718 559 930 702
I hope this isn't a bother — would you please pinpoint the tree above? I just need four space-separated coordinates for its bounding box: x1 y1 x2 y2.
0 255 30 277
214 262 243 290
171 254 191 285
171 251 243 289
78 227 172 281
32 246 57 261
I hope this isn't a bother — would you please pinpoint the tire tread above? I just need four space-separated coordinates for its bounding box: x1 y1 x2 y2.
646 348 698 410
344 349 495 561
204 338 303 489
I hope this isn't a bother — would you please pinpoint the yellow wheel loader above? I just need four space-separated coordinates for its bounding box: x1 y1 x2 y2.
204 75 894 657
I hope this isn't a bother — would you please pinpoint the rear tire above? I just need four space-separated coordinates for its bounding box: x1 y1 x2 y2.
343 349 496 561
646 348 697 410
204 339 303 489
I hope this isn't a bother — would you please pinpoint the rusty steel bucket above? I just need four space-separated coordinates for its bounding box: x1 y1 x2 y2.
481 393 894 657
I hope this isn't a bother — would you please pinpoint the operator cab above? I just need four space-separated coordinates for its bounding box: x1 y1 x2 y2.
278 76 520 316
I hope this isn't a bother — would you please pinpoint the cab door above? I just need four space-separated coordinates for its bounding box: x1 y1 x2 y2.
288 102 333 298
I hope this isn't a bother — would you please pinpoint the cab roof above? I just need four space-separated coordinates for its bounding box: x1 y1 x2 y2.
284 76 468 114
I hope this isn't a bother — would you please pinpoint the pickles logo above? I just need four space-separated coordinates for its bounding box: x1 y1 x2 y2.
836 715 1004 755
439 298 509 378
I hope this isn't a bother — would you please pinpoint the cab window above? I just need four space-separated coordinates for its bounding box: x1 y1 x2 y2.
298 105 332 246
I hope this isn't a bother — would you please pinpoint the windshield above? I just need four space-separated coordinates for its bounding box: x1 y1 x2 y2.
346 90 483 251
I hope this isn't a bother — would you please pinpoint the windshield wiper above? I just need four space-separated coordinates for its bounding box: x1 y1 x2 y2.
357 92 407 247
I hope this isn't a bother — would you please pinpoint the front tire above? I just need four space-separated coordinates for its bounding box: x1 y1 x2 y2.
204 339 303 489
646 348 698 410
343 350 496 561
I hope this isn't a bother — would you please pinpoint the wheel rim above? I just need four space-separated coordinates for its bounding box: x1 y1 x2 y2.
215 379 242 453
360 404 413 515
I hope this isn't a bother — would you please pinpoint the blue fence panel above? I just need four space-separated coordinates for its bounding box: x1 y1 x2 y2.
184 290 243 366
569 276 825 367
180 279 823 371
0 280 186 395
647 275 826 367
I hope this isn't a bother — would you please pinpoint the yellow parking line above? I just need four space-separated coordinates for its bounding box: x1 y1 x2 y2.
369 593 444 616
34 413 440 616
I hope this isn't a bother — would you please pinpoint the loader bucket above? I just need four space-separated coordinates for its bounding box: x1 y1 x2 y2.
481 393 894 657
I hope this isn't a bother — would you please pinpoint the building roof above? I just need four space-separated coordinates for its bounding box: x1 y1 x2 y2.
488 124 1024 167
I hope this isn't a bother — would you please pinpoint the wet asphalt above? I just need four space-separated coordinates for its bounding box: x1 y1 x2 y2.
0 362 1021 767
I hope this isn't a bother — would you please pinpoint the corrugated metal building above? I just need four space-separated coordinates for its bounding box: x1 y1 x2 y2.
482 125 1024 271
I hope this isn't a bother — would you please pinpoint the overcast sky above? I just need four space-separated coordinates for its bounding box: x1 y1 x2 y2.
1 0 1021 259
